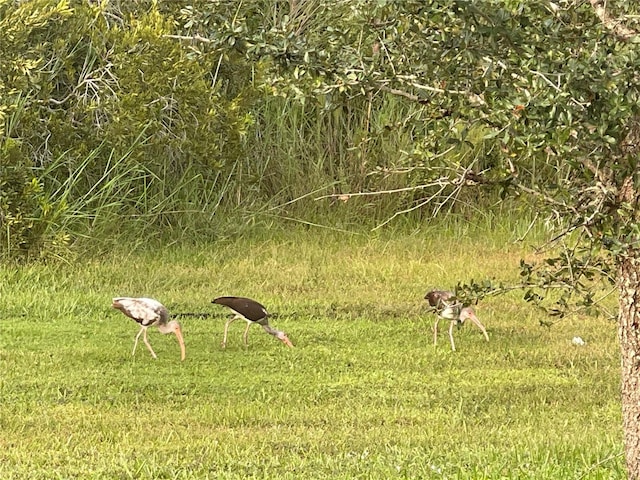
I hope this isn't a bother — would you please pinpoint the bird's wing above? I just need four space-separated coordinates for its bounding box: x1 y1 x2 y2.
425 290 455 308
113 297 166 325
214 296 269 322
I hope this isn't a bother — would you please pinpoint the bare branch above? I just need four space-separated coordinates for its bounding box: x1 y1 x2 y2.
525 69 588 110
529 181 613 250
513 182 578 213
376 84 425 103
393 75 487 106
513 212 540 244
314 177 452 201
394 74 470 96
373 190 446 230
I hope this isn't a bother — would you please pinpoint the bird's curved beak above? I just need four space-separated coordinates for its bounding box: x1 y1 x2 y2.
281 335 294 348
174 326 186 361
468 314 490 342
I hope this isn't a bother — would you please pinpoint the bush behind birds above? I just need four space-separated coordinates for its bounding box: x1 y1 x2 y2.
0 1 562 261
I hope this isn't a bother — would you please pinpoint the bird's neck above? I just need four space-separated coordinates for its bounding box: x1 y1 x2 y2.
261 324 281 337
157 322 174 334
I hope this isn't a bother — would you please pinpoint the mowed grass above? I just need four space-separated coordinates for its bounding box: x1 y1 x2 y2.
0 227 624 479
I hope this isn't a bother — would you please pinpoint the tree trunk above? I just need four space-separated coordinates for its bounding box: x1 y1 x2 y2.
618 249 640 479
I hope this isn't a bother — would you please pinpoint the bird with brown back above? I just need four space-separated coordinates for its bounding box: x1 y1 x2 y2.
425 290 489 351
212 296 293 348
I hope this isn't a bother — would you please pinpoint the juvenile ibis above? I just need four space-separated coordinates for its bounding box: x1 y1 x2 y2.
112 297 186 361
424 290 489 351
212 296 293 348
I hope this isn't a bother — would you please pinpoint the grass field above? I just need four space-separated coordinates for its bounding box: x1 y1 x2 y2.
0 225 624 479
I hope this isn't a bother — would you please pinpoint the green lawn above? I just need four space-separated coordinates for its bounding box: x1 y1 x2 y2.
0 229 624 479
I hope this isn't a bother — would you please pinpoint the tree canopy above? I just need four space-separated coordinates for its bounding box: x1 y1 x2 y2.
175 0 640 314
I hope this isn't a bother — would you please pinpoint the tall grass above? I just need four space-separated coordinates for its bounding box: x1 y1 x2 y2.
243 95 430 220
2 85 566 260
22 134 235 257
241 94 543 232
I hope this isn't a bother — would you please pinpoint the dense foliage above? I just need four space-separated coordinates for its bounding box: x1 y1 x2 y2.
0 0 562 260
0 1 253 259
4 1 639 260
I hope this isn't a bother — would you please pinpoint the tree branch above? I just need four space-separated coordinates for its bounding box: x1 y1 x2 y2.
376 84 426 104
513 182 578 213
314 177 452 200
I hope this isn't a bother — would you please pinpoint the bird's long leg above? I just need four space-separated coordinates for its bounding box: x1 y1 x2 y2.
142 328 158 359
243 321 252 347
433 317 440 346
222 316 238 348
470 317 490 342
133 326 145 356
448 320 456 351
